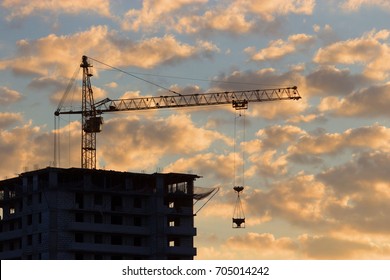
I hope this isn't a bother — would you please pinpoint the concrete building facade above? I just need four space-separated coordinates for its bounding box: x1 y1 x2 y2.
0 167 199 260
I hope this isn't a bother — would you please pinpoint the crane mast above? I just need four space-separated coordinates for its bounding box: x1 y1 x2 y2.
80 56 102 169
55 56 301 169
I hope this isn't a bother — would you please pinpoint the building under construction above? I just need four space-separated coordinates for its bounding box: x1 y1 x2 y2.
0 167 201 260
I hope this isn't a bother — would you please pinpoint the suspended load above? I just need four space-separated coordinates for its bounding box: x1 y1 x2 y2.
232 186 245 228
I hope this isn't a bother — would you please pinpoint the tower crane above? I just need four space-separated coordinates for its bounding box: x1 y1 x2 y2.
55 55 301 169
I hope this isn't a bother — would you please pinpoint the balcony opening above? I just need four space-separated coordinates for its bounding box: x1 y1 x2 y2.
94 194 103 205
94 213 103 223
111 235 122 245
94 234 103 244
75 233 83 243
75 193 84 209
134 236 142 247
134 197 142 208
75 213 84 222
134 216 142 227
111 215 122 225
111 195 122 211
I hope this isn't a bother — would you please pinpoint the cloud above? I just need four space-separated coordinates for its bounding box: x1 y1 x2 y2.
197 233 289 259
318 151 390 196
104 82 118 89
246 173 329 228
164 153 237 182
0 25 220 82
247 150 289 178
0 121 54 178
211 68 301 90
340 0 390 11
313 24 339 45
50 84 108 107
313 29 390 80
0 86 23 105
0 112 23 129
250 99 307 120
240 0 315 21
223 232 298 259
243 125 306 178
288 124 390 158
197 231 389 259
1 0 111 20
306 65 370 96
175 2 256 34
317 151 390 234
183 10 252 34
123 0 315 34
245 33 315 61
318 84 390 117
245 147 390 234
28 76 66 91
123 0 208 32
287 113 327 124
256 124 305 150
299 234 375 259
98 114 231 171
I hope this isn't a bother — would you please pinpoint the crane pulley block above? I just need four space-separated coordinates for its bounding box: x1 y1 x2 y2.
232 100 248 110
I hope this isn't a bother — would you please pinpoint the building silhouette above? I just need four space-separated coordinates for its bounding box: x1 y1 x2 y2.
0 167 199 260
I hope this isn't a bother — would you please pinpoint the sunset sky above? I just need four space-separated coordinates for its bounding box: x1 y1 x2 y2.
1 0 390 259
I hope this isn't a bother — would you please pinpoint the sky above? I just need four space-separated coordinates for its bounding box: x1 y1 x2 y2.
1 0 390 259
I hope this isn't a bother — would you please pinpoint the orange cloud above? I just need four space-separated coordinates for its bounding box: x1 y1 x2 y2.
289 124 390 158
318 84 390 117
288 113 326 124
317 151 390 235
123 0 315 34
1 0 111 20
256 125 305 149
246 173 328 226
0 86 22 105
241 0 315 21
249 98 308 120
0 112 23 129
98 114 231 172
175 3 255 34
298 234 376 259
197 231 390 259
0 121 54 178
306 65 370 96
246 33 315 61
163 152 237 182
341 0 390 11
123 0 208 31
313 29 390 80
0 25 220 82
196 232 299 259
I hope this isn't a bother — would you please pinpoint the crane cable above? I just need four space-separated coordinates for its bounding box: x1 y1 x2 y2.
232 109 246 228
233 109 246 187
87 56 181 95
87 56 291 97
54 65 80 167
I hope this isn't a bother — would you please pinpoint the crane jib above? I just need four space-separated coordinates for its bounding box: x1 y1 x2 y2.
93 88 301 113
55 88 301 115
